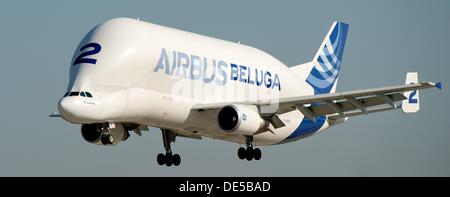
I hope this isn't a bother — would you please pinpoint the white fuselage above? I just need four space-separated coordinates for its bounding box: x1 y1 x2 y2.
58 18 332 146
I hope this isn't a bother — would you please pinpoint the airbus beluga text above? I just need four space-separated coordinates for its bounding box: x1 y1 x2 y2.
51 18 441 167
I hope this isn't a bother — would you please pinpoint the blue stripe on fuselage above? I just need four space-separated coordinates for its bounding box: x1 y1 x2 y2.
278 110 326 144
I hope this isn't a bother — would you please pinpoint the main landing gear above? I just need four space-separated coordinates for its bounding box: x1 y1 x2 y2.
237 135 262 161
156 129 181 167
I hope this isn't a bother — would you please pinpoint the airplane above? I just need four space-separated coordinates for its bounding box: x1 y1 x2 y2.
51 18 441 167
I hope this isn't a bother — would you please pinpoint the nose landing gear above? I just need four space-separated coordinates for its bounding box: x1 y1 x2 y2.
100 134 114 145
98 123 114 145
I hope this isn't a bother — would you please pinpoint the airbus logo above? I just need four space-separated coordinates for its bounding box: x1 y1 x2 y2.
153 48 282 91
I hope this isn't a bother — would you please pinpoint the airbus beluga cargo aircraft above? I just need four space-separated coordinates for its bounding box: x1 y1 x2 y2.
51 18 441 167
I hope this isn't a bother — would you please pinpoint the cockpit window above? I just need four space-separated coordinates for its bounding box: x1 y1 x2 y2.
64 91 93 97
69 92 80 96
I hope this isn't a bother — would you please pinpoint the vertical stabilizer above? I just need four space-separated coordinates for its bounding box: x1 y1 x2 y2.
304 21 349 95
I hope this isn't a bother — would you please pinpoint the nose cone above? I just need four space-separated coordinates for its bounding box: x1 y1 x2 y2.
58 97 96 124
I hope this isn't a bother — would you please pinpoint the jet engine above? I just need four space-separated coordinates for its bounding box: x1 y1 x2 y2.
217 105 266 135
81 123 129 145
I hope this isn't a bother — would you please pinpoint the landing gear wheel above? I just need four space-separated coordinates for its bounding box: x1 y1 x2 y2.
238 136 263 161
157 129 181 167
100 135 108 145
246 147 253 161
107 134 114 144
172 154 181 166
253 148 262 160
165 153 173 167
157 153 165 166
238 147 246 160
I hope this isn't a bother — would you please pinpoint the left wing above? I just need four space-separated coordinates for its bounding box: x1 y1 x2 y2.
274 81 439 119
49 112 61 117
192 80 441 125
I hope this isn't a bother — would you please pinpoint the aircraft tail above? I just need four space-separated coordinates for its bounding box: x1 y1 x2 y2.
402 72 420 113
291 21 349 95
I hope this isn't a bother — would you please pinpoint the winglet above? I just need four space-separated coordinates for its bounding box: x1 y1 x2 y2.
436 82 442 90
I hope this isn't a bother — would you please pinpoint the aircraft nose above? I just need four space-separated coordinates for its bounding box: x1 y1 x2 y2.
58 97 90 123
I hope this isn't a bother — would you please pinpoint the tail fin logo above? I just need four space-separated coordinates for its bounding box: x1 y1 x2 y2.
306 22 349 94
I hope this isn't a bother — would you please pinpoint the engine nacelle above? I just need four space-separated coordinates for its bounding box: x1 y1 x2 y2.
81 123 128 145
217 105 266 135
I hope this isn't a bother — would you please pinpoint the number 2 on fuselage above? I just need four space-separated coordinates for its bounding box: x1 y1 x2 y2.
73 43 102 66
